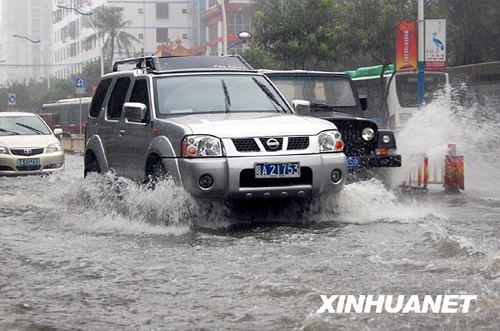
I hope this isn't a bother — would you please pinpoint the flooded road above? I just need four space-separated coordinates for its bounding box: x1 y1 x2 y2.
1 153 500 331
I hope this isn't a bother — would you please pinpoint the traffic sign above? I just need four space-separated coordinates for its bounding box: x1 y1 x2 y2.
8 93 16 106
75 76 86 94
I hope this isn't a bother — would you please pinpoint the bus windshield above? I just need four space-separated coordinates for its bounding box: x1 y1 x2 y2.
268 75 359 109
396 73 446 107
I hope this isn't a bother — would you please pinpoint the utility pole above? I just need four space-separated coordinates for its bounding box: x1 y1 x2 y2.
418 0 425 108
220 0 228 55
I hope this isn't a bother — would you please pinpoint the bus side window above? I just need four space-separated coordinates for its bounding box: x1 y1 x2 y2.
89 78 112 118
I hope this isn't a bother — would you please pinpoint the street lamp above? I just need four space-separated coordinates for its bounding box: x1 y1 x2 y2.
12 34 50 89
227 31 252 52
56 5 105 77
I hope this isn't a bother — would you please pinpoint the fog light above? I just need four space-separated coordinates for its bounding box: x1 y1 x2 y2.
331 169 342 183
199 174 214 189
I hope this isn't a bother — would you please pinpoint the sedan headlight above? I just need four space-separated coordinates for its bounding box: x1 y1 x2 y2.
318 130 344 153
362 127 375 141
182 135 224 157
46 142 62 153
0 146 8 154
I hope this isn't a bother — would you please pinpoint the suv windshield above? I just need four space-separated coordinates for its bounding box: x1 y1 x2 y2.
0 116 51 136
396 73 446 107
155 74 289 116
268 75 359 109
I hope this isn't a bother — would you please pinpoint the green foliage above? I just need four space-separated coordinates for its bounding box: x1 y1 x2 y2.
240 47 283 70
341 0 416 66
253 0 344 69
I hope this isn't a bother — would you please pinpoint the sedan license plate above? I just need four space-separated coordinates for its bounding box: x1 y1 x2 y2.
255 162 300 178
17 158 40 167
347 157 359 170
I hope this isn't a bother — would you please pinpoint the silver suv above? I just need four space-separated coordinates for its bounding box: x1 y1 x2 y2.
84 55 347 200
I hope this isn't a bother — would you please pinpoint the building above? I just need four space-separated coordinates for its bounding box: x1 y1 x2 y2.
0 0 52 86
52 0 194 80
202 0 254 56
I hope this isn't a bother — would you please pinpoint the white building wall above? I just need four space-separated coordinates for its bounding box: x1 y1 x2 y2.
113 0 192 55
51 0 193 80
0 0 52 86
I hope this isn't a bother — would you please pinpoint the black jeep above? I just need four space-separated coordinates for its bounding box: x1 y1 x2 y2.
262 70 401 180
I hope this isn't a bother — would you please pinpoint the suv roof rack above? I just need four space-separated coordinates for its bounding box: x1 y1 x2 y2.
112 55 254 73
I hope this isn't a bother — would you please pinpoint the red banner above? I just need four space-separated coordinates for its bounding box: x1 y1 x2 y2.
396 21 418 72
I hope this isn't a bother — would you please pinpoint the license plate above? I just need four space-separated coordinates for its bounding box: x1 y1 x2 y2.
255 162 300 178
347 157 359 170
17 158 40 167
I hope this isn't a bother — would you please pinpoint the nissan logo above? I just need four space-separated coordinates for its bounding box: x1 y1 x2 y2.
266 138 280 150
23 148 33 155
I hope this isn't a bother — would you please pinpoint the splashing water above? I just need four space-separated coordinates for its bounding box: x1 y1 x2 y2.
393 87 500 191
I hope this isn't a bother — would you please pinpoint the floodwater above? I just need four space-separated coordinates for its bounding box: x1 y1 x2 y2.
1 101 500 330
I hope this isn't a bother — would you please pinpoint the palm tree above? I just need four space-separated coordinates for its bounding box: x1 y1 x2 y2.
89 6 139 65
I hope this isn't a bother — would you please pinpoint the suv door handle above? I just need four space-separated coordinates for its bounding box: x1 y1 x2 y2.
119 130 125 136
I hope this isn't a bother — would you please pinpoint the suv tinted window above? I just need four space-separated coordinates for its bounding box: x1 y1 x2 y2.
130 79 150 110
107 77 131 120
89 78 111 118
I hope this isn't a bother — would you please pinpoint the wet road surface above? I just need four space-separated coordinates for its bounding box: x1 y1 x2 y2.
1 154 500 330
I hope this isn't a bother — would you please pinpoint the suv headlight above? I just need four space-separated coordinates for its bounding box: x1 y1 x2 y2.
46 142 62 153
182 135 224 157
318 130 344 152
362 127 375 141
0 146 8 154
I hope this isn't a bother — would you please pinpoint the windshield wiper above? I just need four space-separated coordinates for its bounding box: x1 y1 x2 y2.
15 122 45 135
0 127 20 135
221 79 231 113
252 78 288 113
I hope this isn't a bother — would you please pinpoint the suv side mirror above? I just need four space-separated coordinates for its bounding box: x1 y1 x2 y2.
53 128 63 137
291 99 311 115
359 95 368 111
124 102 148 122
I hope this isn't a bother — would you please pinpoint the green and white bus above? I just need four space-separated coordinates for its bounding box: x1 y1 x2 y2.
346 65 451 129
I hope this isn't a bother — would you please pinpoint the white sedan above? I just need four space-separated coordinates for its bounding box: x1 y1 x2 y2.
0 112 64 176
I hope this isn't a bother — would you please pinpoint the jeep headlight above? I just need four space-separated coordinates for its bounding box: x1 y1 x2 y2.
0 146 8 154
46 142 62 153
182 135 224 157
318 130 344 152
362 127 375 141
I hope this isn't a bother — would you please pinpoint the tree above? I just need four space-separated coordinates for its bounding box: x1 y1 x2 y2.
340 0 416 124
90 6 139 67
253 0 344 70
433 0 500 66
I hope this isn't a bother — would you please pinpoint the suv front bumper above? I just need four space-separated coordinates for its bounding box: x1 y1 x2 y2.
173 153 347 200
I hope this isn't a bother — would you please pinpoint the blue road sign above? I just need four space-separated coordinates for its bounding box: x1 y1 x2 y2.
75 77 86 94
8 93 16 106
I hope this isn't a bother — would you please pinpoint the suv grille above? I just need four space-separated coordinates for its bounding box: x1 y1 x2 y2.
259 138 283 152
240 167 313 188
10 148 44 156
287 137 309 150
329 119 377 157
232 138 260 152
